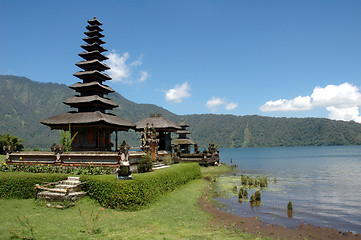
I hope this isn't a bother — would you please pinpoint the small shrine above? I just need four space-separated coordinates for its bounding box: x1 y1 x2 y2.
41 17 135 151
135 114 180 153
171 120 219 166
172 120 197 154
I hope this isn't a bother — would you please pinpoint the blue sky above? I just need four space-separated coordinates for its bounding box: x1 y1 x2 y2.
1 1 361 121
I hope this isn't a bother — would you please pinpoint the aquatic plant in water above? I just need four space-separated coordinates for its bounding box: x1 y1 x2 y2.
254 190 261 201
287 201 293 218
249 191 261 207
238 187 248 200
241 175 248 185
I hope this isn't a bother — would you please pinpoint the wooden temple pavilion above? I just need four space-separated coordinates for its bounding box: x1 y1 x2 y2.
135 114 181 152
41 17 135 151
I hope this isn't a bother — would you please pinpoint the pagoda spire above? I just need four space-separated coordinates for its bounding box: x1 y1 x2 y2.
68 17 116 112
41 17 135 151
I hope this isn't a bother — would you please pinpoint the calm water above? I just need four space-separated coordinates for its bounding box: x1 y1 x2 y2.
216 146 361 234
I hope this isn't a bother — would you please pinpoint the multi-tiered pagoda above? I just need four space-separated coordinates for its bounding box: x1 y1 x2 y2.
172 120 196 154
42 17 135 151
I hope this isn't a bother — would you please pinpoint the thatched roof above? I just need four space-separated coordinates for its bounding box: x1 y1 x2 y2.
178 119 189 127
135 114 181 131
41 111 135 130
79 51 108 61
73 70 111 81
64 95 118 108
83 36 105 45
81 43 107 53
176 130 191 135
75 59 110 71
172 139 196 146
70 82 114 93
84 30 104 38
88 17 103 26
86 24 103 32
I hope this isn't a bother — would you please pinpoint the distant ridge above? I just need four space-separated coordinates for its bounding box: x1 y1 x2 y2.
1 75 361 149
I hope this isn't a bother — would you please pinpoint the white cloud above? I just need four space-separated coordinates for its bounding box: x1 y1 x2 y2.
311 83 361 108
260 83 361 122
138 71 149 83
106 51 148 84
260 96 312 112
206 97 238 113
226 102 238 111
165 82 191 103
327 106 361 122
129 54 144 67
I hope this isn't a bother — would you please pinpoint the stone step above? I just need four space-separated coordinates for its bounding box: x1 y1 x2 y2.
36 176 86 202
56 185 81 192
152 162 165 167
37 191 87 202
153 165 170 170
67 177 80 181
152 162 170 170
61 180 81 185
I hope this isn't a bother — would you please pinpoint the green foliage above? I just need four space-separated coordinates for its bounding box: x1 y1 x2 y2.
238 187 248 199
60 124 78 152
287 201 293 218
0 133 24 154
81 163 201 210
254 190 261 201
162 154 173 165
0 172 67 199
137 155 154 173
78 207 102 235
287 201 293 211
0 162 112 175
184 114 361 148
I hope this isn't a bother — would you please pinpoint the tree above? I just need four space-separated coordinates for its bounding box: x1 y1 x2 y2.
0 133 24 154
59 124 78 152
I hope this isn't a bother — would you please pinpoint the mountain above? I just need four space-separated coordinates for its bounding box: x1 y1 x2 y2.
1 75 361 149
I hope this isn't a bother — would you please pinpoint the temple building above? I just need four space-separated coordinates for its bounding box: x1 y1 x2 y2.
172 120 197 154
41 17 135 151
135 114 181 152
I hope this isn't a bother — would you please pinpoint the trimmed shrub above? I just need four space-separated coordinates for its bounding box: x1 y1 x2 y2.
137 155 154 173
0 162 112 175
0 172 67 199
81 163 201 210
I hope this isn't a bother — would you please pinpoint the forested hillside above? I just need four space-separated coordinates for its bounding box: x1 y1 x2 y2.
1 75 361 149
182 114 361 148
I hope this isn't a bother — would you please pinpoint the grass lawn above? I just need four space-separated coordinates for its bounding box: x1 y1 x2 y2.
0 169 261 240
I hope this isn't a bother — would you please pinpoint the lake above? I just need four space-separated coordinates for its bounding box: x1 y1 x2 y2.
215 146 361 234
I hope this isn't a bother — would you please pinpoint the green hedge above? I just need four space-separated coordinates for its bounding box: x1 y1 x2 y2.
0 172 68 199
80 163 201 210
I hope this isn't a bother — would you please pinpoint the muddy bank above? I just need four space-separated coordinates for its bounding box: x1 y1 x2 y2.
200 186 361 240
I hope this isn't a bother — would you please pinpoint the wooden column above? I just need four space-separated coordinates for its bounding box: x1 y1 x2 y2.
115 131 118 151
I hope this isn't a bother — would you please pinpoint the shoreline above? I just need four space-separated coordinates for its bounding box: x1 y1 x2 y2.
200 184 361 240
